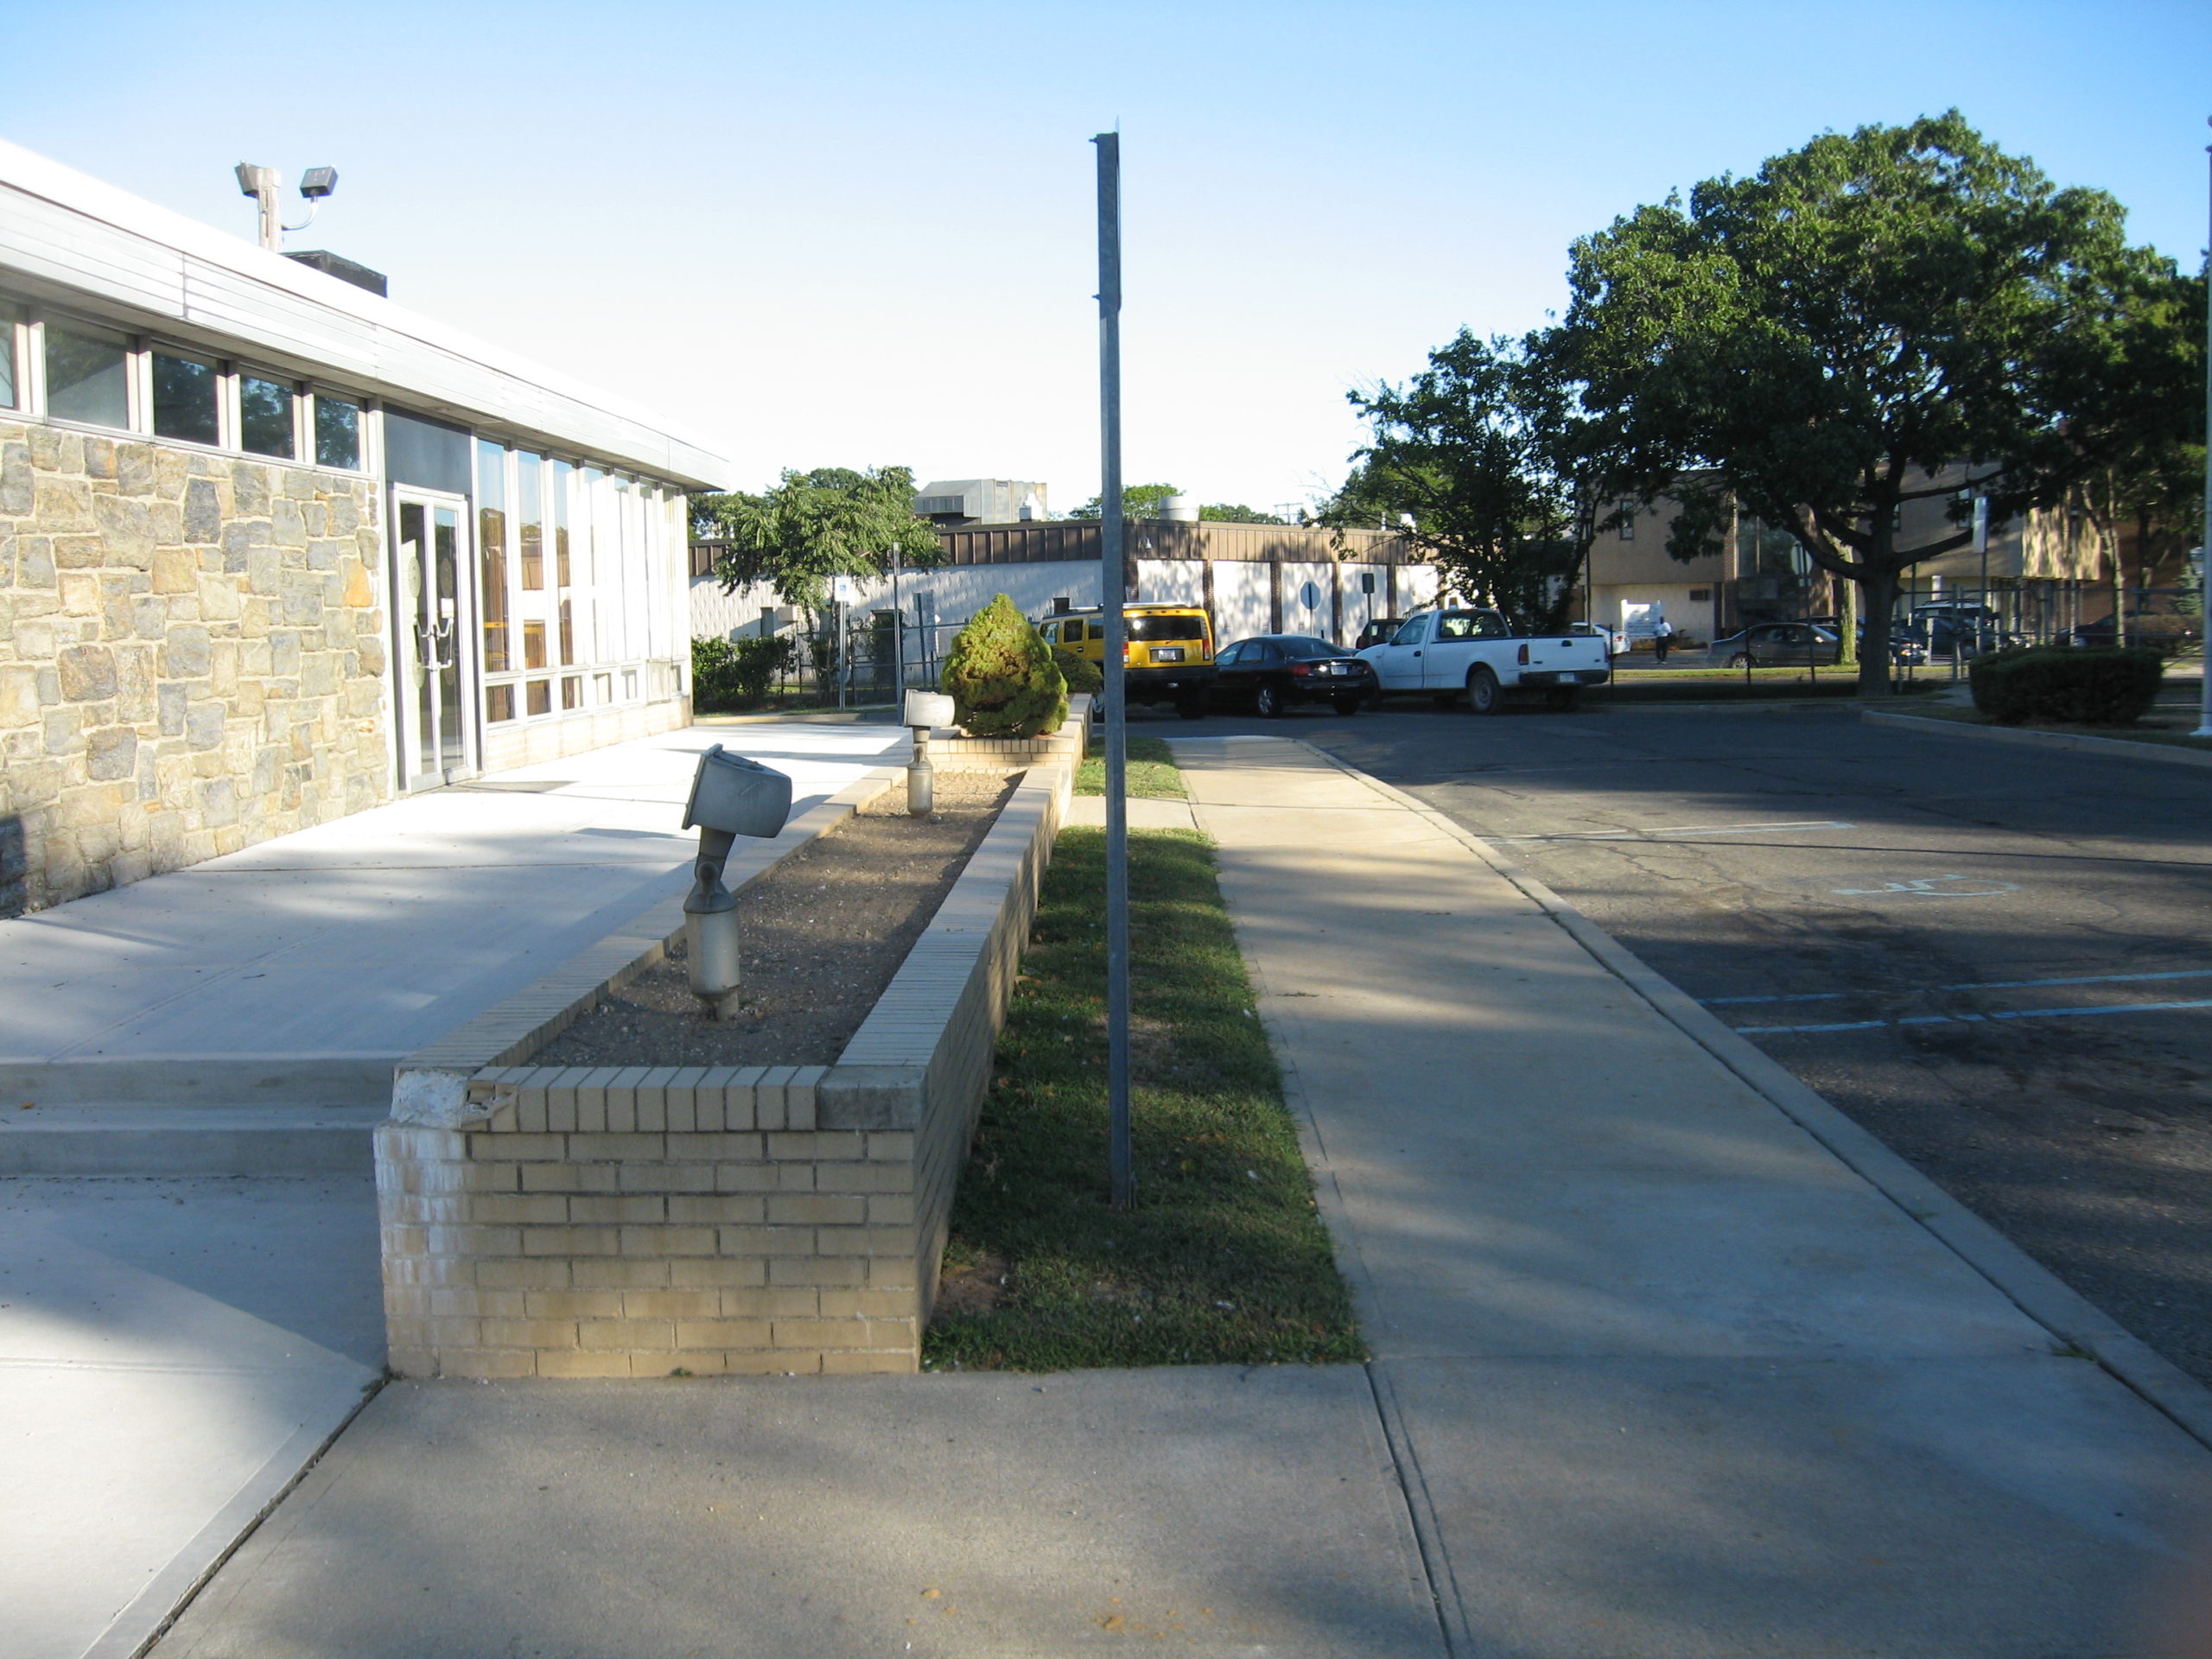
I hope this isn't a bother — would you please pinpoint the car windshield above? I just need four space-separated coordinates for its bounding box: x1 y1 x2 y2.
1127 615 1205 641
1278 637 1342 659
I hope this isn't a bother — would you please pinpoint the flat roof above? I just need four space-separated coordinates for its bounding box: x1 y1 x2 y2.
0 140 729 491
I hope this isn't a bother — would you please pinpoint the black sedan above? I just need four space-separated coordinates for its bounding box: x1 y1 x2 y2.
1210 634 1376 716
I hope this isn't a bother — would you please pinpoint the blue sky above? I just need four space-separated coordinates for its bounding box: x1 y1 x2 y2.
10 1 2208 510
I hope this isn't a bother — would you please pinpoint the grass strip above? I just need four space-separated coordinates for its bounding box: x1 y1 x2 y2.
925 823 1363 1371
1074 734 1187 798
1884 699 2212 751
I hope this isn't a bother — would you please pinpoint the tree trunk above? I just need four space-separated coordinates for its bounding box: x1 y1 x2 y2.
1857 565 1898 698
1835 575 1858 666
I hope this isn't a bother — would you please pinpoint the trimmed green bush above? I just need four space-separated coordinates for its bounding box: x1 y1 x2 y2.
692 633 797 712
1968 645 2164 726
942 594 1069 738
1053 647 1103 695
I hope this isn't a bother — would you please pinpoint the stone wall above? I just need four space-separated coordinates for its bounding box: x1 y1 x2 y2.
0 418 389 915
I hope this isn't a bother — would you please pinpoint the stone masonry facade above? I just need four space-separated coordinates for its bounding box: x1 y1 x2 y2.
0 417 389 916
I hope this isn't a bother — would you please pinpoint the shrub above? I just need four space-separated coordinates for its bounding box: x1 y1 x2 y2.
942 594 1069 738
1053 647 1103 694
692 633 797 712
1968 645 2164 726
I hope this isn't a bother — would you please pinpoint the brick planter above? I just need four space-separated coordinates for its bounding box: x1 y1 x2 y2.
376 764 1070 1378
925 694 1089 772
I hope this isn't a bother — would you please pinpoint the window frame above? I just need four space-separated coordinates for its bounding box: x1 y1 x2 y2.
145 340 228 450
233 364 306 461
38 311 137 434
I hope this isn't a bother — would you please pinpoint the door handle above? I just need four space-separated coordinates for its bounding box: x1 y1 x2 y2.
1413 650 1422 657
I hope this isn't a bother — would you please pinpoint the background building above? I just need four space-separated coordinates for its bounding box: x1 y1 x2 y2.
0 140 724 916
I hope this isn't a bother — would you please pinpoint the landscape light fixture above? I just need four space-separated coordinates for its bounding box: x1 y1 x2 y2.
679 745 792 1020
903 691 955 817
232 162 340 251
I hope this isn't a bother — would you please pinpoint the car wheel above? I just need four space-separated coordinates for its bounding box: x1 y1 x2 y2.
1726 652 1751 668
1467 666 1503 715
1254 682 1284 719
1332 695 1361 716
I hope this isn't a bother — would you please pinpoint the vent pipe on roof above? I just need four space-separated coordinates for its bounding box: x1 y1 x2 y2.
1160 493 1198 522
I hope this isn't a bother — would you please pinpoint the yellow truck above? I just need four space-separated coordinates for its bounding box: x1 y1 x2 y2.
1039 603 1216 719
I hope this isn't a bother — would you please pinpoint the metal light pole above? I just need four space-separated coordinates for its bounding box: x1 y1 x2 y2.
1094 131 1134 1211
2197 119 2212 737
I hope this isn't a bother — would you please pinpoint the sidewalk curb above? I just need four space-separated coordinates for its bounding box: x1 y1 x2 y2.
1863 708 2212 769
1295 741 2212 1456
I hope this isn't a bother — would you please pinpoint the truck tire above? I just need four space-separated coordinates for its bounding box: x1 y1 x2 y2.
1467 665 1503 715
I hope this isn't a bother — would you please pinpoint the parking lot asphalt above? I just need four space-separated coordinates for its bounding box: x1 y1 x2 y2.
1150 696 2212 1387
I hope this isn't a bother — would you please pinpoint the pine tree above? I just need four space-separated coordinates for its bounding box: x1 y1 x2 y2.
941 594 1068 738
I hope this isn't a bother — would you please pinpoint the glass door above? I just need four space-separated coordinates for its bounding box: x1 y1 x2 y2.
391 489 478 789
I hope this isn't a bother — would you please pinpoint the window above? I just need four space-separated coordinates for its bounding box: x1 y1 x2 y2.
486 684 515 722
552 459 573 587
152 351 220 445
1618 502 1637 540
1391 616 1429 646
1127 614 1204 641
477 440 510 671
238 373 296 458
561 676 582 710
526 680 552 716
1214 642 1245 667
517 451 544 589
523 620 547 670
0 302 19 409
45 323 130 429
559 597 575 667
315 394 361 468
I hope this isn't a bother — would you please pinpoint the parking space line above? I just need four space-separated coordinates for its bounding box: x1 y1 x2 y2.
1492 819 1852 844
1738 996 2212 1035
1706 967 2212 1007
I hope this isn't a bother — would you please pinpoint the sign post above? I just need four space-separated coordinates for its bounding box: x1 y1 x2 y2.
1094 131 1134 1211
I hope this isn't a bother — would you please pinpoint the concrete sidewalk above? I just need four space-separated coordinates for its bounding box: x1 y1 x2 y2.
0 721 899 1171
0 719 898 1659
141 732 2212 1657
1178 735 2212 1655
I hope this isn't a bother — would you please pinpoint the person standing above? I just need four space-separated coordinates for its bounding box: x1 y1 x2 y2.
1652 613 1675 664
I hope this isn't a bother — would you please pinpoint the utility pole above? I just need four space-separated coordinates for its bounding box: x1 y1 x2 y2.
2197 118 2212 737
1094 131 1133 1211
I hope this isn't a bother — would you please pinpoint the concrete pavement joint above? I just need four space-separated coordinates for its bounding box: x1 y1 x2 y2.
91 1378 385 1659
1294 738 2212 1456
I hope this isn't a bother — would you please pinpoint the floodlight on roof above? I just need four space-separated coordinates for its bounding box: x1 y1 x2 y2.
235 162 278 199
299 167 339 200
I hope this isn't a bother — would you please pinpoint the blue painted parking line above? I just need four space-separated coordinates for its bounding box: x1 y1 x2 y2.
1738 996 2212 1035
1706 966 2212 1007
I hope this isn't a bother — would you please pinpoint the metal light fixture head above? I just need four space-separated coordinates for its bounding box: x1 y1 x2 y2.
903 690 954 730
299 167 339 200
235 162 278 199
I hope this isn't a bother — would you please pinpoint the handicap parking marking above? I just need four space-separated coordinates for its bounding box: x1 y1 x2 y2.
1826 873 2021 899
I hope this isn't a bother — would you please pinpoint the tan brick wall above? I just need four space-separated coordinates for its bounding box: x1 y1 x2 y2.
0 417 387 914
376 768 1070 1379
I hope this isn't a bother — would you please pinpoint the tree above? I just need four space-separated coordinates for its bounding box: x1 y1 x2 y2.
1198 503 1287 524
1069 482 1181 519
1553 111 2171 696
691 466 939 613
940 594 1068 738
1346 329 1622 632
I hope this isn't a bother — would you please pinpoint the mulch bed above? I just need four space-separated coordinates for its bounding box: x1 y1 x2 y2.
535 771 1017 1070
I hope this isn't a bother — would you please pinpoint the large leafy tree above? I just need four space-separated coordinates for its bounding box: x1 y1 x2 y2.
1346 329 1622 631
691 465 939 613
1553 111 2174 695
1068 482 1182 519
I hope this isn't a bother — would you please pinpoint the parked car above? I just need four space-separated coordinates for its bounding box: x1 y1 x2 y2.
1357 607 1612 713
1039 602 1216 718
1210 634 1378 716
1567 620 1625 658
1706 622 1840 667
1353 616 1403 652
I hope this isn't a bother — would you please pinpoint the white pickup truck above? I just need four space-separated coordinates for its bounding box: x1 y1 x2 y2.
1357 607 1612 713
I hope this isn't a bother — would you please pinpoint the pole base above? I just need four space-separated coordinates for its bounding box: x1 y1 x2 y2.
694 986 747 1021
